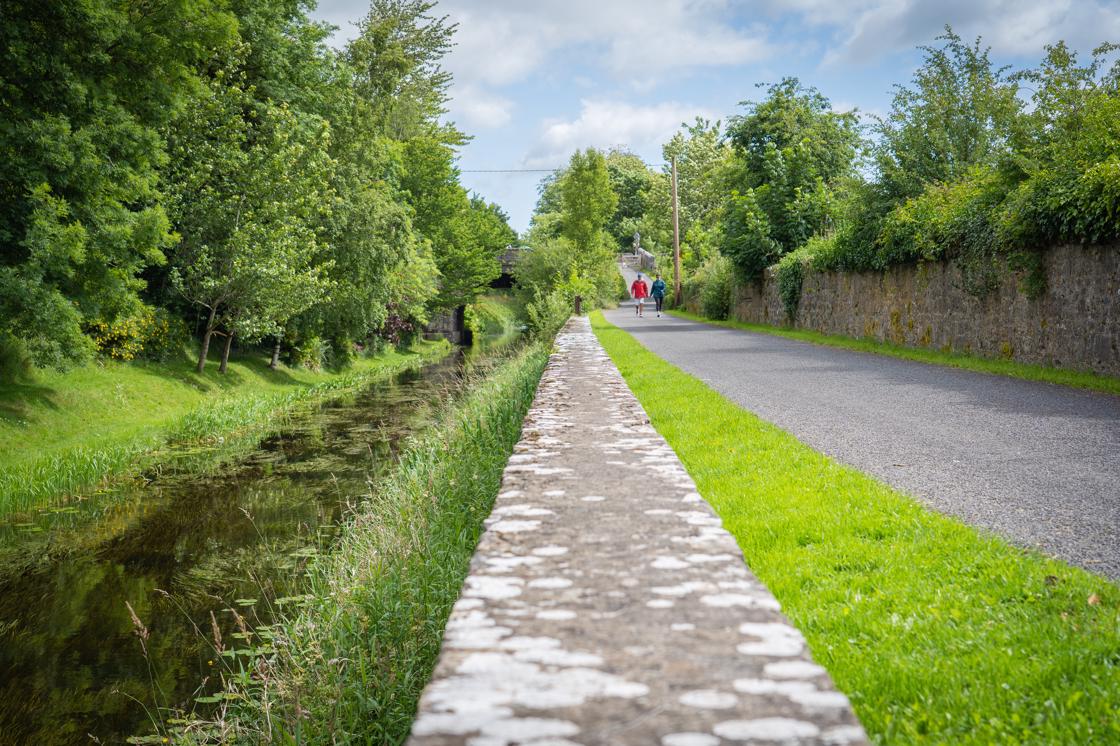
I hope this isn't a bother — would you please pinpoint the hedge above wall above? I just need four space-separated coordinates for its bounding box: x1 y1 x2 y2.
724 243 1120 376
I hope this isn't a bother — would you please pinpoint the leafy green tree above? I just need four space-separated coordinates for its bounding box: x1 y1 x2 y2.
720 79 859 277
604 149 657 250
560 149 619 262
164 69 333 373
875 28 1020 202
347 0 460 143
400 138 509 309
1001 41 1120 246
728 79 860 189
719 189 782 278
637 118 733 270
519 149 623 310
0 0 234 368
664 119 731 233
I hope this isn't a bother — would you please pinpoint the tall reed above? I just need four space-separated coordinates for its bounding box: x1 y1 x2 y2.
179 340 550 744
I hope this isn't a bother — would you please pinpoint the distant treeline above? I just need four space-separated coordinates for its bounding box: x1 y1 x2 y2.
0 0 515 376
521 29 1120 321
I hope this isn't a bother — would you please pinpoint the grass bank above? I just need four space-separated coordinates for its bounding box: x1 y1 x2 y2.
178 340 550 744
592 311 1120 745
0 341 450 516
669 309 1120 396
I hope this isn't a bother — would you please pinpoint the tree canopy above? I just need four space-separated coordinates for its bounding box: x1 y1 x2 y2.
0 0 514 377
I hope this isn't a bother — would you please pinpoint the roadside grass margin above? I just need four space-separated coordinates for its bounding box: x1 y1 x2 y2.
593 310 1120 744
669 309 1120 397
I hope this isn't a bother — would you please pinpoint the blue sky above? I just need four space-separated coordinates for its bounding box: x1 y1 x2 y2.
311 0 1120 234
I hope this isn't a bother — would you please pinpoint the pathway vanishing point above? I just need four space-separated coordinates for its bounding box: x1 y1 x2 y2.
408 317 867 746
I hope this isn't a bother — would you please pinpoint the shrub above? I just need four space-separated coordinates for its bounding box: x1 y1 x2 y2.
291 335 327 370
139 308 191 362
525 288 570 338
687 254 733 320
774 244 814 321
0 333 33 384
85 314 147 361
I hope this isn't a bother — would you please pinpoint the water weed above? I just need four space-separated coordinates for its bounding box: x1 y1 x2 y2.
0 342 450 516
174 340 550 744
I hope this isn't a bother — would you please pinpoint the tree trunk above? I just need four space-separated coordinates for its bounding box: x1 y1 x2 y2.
219 331 234 374
196 307 217 374
270 333 282 370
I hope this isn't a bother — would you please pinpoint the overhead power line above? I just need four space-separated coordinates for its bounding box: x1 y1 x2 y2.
460 168 560 173
460 160 665 174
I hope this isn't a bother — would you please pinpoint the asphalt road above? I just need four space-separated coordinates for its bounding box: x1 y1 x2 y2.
603 294 1120 581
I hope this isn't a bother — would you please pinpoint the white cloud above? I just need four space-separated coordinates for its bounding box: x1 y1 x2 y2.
524 98 716 167
450 85 514 128
441 0 773 84
758 0 1120 64
315 1 765 128
436 0 774 127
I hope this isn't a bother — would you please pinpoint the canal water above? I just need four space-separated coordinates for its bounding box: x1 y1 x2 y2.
0 343 508 745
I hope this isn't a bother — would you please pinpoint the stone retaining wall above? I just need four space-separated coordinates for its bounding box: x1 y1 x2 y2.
720 243 1120 376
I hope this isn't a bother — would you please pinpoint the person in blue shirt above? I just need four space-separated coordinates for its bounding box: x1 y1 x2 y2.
650 274 668 317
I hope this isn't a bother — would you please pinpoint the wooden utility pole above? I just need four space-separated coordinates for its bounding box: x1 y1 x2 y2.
670 156 682 305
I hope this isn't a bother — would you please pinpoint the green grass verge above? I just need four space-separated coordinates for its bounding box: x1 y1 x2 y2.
592 310 1120 745
177 340 550 744
0 341 450 516
669 309 1120 397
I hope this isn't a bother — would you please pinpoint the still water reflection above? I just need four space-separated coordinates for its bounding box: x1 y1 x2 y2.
0 347 495 745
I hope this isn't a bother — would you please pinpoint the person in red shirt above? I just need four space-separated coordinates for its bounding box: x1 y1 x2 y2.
630 273 649 317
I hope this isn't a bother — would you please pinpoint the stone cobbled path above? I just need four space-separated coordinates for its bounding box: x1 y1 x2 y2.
408 317 867 745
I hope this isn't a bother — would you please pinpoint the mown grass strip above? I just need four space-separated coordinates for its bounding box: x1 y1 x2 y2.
592 311 1120 745
0 341 450 516
182 340 551 745
669 309 1120 397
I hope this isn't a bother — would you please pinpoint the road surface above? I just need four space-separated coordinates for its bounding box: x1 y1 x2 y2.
603 286 1120 580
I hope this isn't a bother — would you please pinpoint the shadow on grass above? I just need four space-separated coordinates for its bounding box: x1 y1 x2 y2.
0 382 59 427
135 351 309 394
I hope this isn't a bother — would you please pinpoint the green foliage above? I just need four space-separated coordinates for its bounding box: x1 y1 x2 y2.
795 35 1120 299
720 78 858 278
560 149 619 257
400 138 512 310
0 333 33 384
604 148 657 250
347 0 459 141
593 312 1120 746
999 42 1120 248
719 188 781 278
521 148 624 313
727 78 861 188
525 289 572 339
875 28 1020 202
633 118 732 271
165 66 334 367
186 342 550 743
0 0 234 370
513 233 622 314
1 0 505 379
465 295 518 339
774 244 813 321
682 255 734 321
